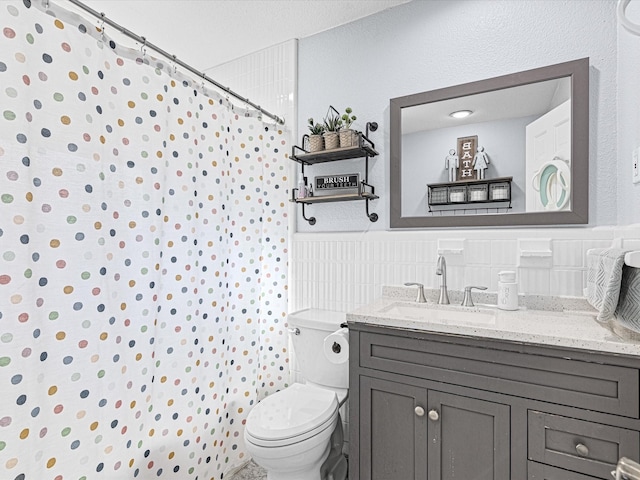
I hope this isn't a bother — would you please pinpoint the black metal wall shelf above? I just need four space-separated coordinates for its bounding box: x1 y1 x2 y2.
291 139 378 165
292 190 379 205
291 120 379 226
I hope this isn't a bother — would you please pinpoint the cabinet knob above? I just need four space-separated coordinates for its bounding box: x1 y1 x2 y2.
414 406 425 417
428 409 439 421
575 443 589 457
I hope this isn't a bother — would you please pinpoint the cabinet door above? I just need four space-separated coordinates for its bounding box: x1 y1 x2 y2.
359 376 428 480
428 390 511 480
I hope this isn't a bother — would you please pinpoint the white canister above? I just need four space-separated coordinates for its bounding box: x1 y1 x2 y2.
497 270 518 311
297 177 307 199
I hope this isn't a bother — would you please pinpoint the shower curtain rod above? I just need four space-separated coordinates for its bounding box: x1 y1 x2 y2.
64 0 285 125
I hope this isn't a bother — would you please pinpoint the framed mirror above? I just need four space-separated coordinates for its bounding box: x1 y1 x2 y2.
390 58 589 228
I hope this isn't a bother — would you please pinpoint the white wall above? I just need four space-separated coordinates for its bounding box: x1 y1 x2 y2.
297 0 617 231
205 39 297 131
617 1 640 225
290 0 631 312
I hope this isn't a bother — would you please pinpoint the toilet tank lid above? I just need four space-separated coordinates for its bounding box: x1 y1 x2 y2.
288 308 346 330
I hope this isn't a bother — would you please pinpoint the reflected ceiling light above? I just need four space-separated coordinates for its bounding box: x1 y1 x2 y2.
449 110 473 119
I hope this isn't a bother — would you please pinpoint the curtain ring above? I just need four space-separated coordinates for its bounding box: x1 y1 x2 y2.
140 36 147 57
99 13 106 42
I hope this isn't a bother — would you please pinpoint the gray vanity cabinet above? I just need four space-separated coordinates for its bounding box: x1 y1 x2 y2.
358 375 510 480
349 323 640 480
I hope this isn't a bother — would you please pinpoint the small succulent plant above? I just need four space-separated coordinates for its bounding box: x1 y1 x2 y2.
307 118 325 135
323 113 342 133
341 107 357 130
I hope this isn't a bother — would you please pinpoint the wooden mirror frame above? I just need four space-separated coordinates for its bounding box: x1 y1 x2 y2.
389 58 589 229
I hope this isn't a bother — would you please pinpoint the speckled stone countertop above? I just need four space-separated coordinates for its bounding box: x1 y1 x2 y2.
346 286 640 357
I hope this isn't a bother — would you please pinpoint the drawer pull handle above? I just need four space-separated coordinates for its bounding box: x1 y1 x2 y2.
575 443 589 457
414 406 425 417
428 409 439 421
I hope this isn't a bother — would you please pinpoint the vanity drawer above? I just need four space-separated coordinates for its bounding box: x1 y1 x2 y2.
528 411 640 479
359 332 640 417
528 461 600 479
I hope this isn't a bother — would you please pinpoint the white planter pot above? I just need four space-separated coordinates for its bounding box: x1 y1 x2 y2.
308 134 324 152
323 132 339 150
339 129 358 148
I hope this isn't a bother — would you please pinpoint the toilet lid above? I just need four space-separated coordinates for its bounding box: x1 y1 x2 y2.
245 383 337 443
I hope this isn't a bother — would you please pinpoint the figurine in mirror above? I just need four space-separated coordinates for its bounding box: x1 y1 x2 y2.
390 58 589 228
445 149 458 182
473 146 489 180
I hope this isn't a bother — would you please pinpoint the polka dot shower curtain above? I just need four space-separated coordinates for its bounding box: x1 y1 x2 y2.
0 2 289 479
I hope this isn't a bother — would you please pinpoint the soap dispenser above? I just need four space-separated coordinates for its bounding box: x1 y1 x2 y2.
297 176 307 199
497 270 518 311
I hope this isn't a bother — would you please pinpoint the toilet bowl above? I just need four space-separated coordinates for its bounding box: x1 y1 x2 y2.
244 383 341 480
243 309 349 480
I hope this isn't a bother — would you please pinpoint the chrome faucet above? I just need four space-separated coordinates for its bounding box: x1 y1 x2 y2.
436 255 450 305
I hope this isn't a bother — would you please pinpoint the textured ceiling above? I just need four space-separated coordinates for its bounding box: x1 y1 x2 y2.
78 0 411 69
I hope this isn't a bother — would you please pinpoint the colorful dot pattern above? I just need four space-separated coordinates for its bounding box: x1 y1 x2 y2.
0 2 290 479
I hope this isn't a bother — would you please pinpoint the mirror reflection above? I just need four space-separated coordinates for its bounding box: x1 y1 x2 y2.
390 58 589 228
402 77 571 216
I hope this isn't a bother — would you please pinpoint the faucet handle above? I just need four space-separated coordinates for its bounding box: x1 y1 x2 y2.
461 286 487 307
404 282 427 303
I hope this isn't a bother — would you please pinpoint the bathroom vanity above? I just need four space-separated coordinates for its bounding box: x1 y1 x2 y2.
347 297 640 480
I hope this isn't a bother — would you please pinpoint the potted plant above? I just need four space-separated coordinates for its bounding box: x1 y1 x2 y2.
307 118 325 152
339 107 358 147
323 113 342 150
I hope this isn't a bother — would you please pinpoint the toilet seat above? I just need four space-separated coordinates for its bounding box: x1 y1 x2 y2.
245 383 338 447
531 157 571 211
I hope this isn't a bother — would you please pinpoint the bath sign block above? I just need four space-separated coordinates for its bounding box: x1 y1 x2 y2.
457 135 477 181
315 173 360 190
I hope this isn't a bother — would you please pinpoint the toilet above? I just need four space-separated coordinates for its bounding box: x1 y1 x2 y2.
244 309 348 480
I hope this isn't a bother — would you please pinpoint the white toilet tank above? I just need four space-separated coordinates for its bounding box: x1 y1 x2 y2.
288 309 348 391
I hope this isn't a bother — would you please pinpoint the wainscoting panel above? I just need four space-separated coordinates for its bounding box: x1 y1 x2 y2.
291 226 640 313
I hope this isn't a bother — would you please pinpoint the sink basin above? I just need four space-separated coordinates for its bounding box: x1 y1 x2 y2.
380 302 497 325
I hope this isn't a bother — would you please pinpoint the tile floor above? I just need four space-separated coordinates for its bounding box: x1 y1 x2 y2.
231 460 349 479
231 460 267 480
